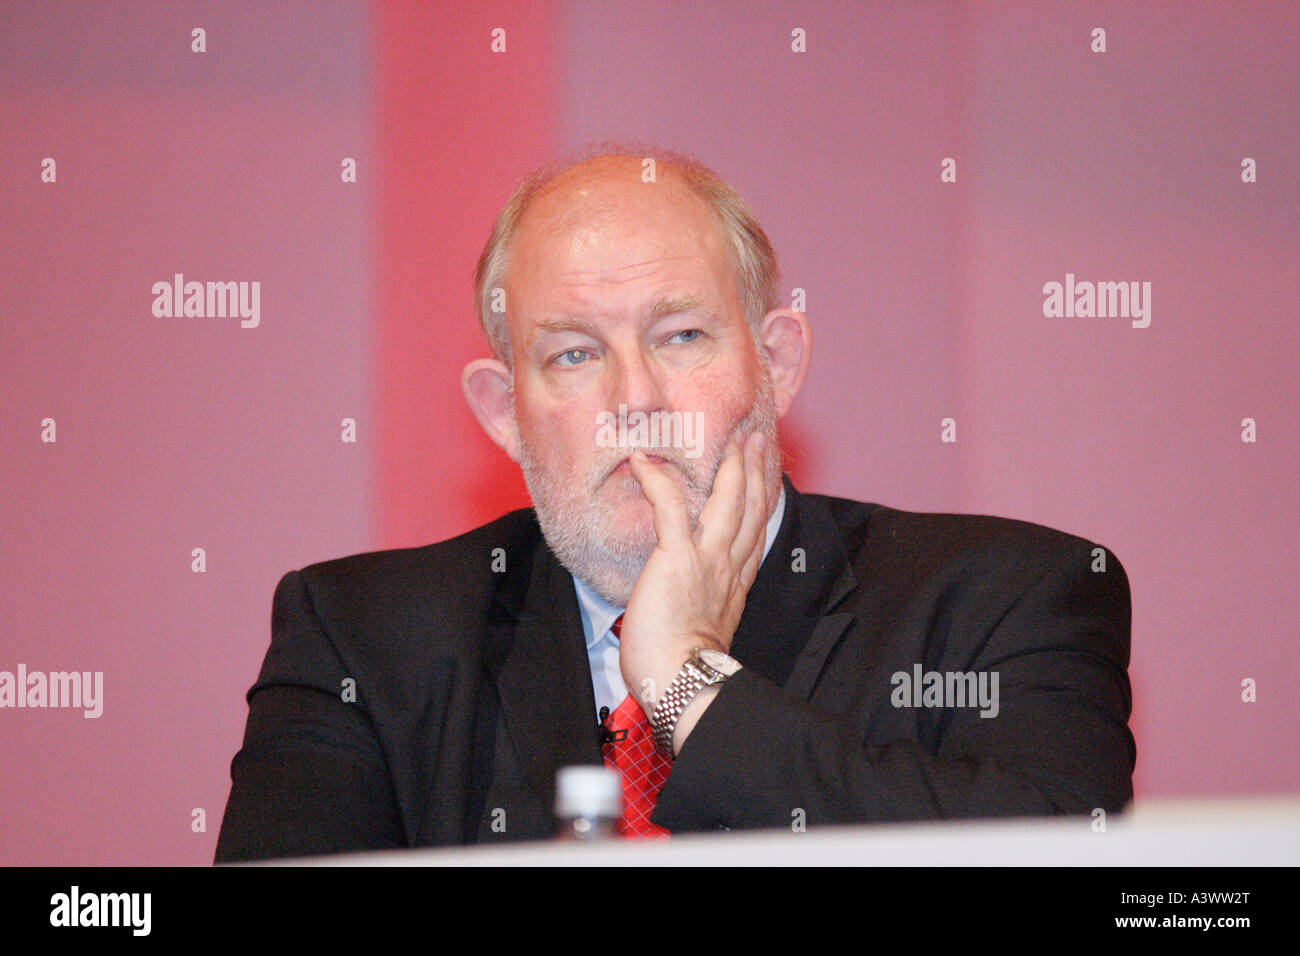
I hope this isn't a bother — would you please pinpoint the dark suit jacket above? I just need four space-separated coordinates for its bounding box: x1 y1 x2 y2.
215 475 1135 862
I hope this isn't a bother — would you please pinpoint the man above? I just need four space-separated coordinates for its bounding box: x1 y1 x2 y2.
215 145 1135 861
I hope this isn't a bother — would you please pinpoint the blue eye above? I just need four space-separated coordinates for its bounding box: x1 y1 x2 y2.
554 348 590 367
669 329 702 344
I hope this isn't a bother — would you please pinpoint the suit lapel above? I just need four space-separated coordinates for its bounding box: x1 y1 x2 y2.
730 475 859 699
488 535 602 811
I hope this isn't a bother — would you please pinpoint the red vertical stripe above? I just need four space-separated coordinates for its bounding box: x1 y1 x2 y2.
373 1 556 548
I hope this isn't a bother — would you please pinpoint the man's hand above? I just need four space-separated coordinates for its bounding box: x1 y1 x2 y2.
619 429 770 725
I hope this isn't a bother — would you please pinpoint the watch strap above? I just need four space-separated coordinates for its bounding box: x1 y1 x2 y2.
650 654 727 757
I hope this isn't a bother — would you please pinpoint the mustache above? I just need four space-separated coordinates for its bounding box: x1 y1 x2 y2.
595 448 688 485
592 426 748 493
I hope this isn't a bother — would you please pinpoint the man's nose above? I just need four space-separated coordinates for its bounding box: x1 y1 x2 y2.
609 345 668 416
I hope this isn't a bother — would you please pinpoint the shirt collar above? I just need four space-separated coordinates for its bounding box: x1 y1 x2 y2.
573 484 788 650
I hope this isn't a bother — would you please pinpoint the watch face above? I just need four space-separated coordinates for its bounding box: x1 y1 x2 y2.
698 648 742 677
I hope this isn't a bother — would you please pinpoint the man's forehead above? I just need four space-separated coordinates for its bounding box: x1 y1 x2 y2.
512 220 729 309
530 291 715 330
505 166 738 334
552 254 710 288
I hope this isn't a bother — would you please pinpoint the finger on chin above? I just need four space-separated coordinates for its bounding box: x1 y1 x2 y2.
628 451 691 545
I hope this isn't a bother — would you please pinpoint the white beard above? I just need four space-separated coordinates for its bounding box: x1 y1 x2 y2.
515 366 783 606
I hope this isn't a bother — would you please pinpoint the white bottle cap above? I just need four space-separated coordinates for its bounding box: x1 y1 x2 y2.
555 765 622 819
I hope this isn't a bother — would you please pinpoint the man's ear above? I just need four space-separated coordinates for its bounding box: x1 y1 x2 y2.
462 358 519 462
757 307 812 419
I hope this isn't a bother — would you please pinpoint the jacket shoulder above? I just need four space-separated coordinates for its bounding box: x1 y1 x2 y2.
290 507 542 627
806 490 1125 584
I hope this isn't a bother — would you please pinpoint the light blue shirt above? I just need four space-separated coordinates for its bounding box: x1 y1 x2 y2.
574 485 787 719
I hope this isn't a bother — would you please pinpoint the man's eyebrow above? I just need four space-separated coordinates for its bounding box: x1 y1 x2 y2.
531 317 592 337
530 296 717 339
645 294 715 322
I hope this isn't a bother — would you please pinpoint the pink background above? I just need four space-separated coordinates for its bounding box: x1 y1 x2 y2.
1 1 1295 865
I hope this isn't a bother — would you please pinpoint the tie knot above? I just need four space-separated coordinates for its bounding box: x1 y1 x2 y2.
611 614 624 639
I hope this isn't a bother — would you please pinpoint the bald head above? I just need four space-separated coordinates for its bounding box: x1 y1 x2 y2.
473 144 781 369
521 155 712 252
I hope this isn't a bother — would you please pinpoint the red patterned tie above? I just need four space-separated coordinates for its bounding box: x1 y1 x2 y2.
601 615 671 838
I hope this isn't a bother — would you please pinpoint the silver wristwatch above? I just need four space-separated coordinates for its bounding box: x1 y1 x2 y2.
650 648 742 757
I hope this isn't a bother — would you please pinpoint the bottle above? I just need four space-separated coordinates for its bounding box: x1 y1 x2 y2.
555 765 621 841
